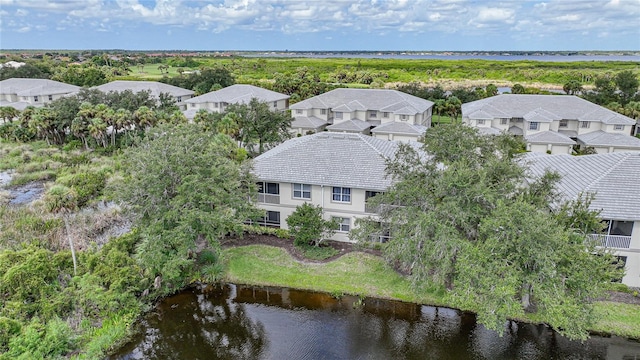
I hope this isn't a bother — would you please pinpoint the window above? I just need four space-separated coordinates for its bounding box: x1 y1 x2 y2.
177 96 182 102
500 118 508 125
383 112 389 118
293 183 311 199
257 182 280 204
335 112 343 120
400 115 407 121
320 109 327 115
273 101 278 108
559 120 568 128
614 124 624 131
365 191 381 213
258 182 279 195
365 191 381 200
214 102 219 108
529 122 539 130
190 103 196 108
265 211 280 225
296 109 303 115
477 119 485 125
369 111 377 118
34 96 39 102
48 95 53 101
333 217 350 232
252 211 281 227
580 121 590 129
332 187 351 202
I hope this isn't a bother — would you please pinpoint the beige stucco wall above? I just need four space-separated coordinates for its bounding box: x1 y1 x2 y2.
256 183 379 242
617 220 640 288
603 124 629 134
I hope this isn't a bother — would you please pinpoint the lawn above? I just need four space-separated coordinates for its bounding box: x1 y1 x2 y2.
223 245 446 305
223 244 640 340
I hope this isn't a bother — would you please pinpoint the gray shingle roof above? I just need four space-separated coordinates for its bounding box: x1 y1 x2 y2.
476 127 502 135
327 119 372 132
185 84 288 104
290 88 434 114
93 80 194 97
252 132 405 191
0 78 80 96
525 131 576 145
462 94 635 125
576 131 640 149
371 121 428 135
290 116 328 129
524 152 640 220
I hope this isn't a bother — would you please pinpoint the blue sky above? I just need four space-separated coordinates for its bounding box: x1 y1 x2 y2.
1 0 639 51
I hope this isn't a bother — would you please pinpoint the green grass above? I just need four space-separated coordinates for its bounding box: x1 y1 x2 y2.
223 245 445 305
296 244 339 260
223 244 640 339
591 302 640 339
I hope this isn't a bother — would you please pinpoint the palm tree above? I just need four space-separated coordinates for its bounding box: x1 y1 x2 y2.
133 106 157 130
0 106 20 124
88 118 108 148
114 108 133 142
216 112 240 139
44 185 79 276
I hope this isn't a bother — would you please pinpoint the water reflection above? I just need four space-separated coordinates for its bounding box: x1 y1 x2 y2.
112 284 640 360
114 285 267 359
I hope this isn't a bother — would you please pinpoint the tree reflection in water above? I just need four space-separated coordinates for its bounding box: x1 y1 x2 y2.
112 284 640 360
113 285 267 360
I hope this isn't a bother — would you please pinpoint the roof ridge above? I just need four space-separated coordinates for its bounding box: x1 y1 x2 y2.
584 153 629 192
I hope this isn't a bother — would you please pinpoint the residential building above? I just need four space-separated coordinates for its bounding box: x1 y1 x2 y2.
93 80 194 110
526 152 640 287
183 84 289 119
0 78 80 110
251 132 416 242
462 94 640 154
289 88 434 142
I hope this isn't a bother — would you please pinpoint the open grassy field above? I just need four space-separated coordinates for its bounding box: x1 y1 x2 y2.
223 245 640 340
117 56 640 90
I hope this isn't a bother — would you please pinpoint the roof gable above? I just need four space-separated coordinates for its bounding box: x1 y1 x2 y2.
253 132 407 191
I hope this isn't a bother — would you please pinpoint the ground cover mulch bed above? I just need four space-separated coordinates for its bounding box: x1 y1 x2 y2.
221 233 640 306
221 233 381 263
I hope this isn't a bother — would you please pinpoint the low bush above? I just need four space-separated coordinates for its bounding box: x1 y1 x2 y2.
296 244 339 261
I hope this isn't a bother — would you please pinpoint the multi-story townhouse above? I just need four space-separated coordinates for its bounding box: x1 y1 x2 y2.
251 132 416 242
289 88 434 142
0 78 80 110
183 84 289 119
526 152 640 287
462 94 640 154
93 80 194 110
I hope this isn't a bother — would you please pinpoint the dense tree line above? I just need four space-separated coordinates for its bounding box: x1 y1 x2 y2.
159 67 235 95
0 88 183 148
353 124 621 340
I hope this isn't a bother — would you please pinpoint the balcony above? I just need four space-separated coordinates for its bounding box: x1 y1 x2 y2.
589 234 632 249
257 193 280 204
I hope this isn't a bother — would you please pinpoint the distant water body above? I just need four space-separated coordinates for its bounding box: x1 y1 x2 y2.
244 53 640 62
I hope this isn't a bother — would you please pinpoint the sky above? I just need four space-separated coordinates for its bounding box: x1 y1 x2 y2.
0 0 639 51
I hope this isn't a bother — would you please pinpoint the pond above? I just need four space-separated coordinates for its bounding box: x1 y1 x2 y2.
111 284 640 360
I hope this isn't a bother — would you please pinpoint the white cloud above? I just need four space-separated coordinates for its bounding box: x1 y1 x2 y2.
0 0 638 49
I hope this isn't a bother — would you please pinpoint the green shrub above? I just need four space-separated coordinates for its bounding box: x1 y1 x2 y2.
275 228 290 239
4 318 74 360
43 185 78 213
57 171 107 207
296 243 339 261
0 317 21 353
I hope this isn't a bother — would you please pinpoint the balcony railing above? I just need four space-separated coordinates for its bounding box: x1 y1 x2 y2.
257 193 280 204
589 234 632 249
369 234 392 243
